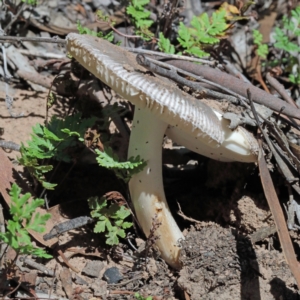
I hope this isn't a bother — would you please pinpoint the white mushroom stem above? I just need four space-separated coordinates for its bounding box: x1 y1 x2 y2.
128 108 183 268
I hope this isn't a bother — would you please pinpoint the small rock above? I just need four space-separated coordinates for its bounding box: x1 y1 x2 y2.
91 279 107 297
73 274 88 285
103 267 123 284
82 260 104 278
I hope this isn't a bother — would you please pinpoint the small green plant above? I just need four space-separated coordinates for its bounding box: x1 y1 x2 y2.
177 10 228 58
95 147 146 183
77 21 114 42
158 9 229 58
0 183 51 258
126 0 154 40
158 32 175 54
88 196 133 245
21 0 37 5
18 113 96 189
273 5 300 84
253 29 269 59
134 293 153 300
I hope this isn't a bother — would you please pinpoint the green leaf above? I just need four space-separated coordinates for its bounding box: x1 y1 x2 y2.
94 220 107 233
253 29 263 44
274 27 300 52
19 113 96 189
42 181 57 190
257 44 268 59
27 212 51 232
0 183 52 258
177 10 228 58
126 0 153 40
88 196 108 211
158 32 175 54
178 23 192 48
186 47 208 58
115 206 131 220
252 29 269 59
106 232 119 245
88 194 133 246
43 127 62 141
116 228 126 238
122 221 133 229
95 147 146 182
61 128 80 138
134 292 153 300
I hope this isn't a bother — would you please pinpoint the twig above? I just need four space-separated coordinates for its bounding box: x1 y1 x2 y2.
266 72 300 129
3 276 22 298
0 140 20 151
109 290 135 295
266 72 299 109
177 201 202 224
0 35 66 44
19 256 55 276
43 216 94 241
127 47 217 66
248 88 300 289
222 59 251 83
107 274 144 286
57 249 80 273
18 49 65 59
144 214 161 266
97 20 143 39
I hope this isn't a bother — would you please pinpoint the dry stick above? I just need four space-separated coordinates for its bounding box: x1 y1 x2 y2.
177 201 202 224
248 89 300 289
0 35 66 44
0 140 20 151
57 249 80 273
166 61 300 120
266 73 299 109
20 256 55 276
259 153 300 289
266 72 300 129
126 47 217 66
107 274 144 287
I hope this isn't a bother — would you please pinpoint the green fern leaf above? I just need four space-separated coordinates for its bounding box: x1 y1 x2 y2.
158 32 175 54
0 183 52 258
132 0 150 10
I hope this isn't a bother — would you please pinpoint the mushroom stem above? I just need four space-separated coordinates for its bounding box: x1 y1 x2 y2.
128 108 184 268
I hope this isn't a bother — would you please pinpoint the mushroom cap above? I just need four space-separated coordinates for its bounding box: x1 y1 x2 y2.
67 33 224 146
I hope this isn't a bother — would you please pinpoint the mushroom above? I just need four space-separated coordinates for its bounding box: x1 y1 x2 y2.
66 33 259 268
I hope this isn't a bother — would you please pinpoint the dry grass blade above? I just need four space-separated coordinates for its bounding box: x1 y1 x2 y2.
258 149 300 289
